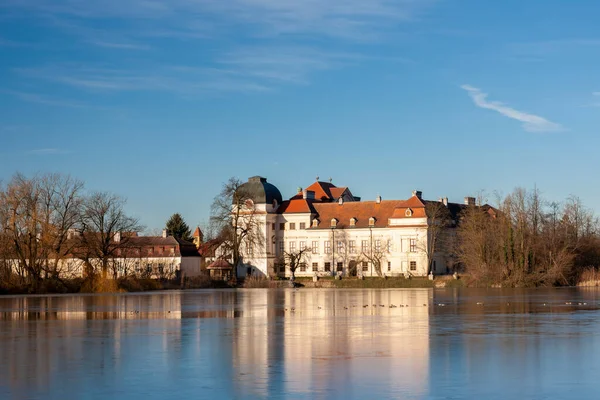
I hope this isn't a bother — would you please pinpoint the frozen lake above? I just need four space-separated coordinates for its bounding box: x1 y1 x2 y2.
1 288 599 399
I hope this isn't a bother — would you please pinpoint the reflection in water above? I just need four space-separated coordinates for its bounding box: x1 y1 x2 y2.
0 288 599 399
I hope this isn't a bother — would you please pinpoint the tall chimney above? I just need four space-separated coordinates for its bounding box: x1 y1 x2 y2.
464 197 476 206
114 232 121 243
162 229 168 238
376 194 381 204
443 197 448 206
412 190 423 199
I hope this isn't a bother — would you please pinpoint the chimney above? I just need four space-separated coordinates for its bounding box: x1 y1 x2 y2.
303 190 315 200
464 197 476 206
412 190 423 199
338 197 343 205
114 232 121 243
443 197 448 206
162 229 168 238
376 194 381 204
297 187 303 195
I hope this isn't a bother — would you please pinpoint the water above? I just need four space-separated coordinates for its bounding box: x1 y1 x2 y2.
0 288 599 400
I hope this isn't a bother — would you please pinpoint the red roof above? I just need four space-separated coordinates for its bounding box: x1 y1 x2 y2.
305 181 337 201
277 198 317 214
207 259 232 270
311 197 427 229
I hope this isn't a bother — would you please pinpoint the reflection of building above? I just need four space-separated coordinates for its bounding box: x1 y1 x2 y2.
235 176 479 279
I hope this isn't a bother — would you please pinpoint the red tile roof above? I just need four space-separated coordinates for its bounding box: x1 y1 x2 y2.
311 198 427 229
305 181 337 201
277 199 318 214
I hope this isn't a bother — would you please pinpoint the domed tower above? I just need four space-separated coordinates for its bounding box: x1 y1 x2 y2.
237 176 283 211
235 176 282 278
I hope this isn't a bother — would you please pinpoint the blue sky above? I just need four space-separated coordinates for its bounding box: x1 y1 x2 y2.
1 0 600 232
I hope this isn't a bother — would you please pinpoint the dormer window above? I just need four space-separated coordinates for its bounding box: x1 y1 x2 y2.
312 219 319 228
405 208 413 217
369 217 376 227
350 217 356 227
330 218 338 228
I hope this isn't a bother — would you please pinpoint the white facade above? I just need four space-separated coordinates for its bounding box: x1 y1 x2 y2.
236 178 460 279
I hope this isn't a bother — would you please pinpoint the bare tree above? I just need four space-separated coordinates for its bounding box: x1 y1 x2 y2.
360 236 390 277
76 192 143 279
282 246 312 280
422 201 452 274
210 177 264 279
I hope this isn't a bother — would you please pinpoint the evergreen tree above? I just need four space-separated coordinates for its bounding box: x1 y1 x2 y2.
166 213 192 241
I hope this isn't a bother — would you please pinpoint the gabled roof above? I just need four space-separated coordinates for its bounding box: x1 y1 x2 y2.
277 198 318 214
193 226 202 237
305 181 337 201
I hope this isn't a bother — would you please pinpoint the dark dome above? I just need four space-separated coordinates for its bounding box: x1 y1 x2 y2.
238 176 283 205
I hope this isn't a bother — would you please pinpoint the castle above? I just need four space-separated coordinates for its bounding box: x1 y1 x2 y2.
232 176 476 279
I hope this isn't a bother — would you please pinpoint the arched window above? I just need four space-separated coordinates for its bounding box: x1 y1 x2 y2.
350 217 356 227
330 218 338 228
405 208 413 217
312 219 319 227
368 217 376 227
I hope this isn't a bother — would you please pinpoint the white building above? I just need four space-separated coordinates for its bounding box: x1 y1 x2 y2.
235 176 474 279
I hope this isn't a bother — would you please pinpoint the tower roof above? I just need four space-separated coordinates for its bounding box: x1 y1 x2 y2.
237 176 283 205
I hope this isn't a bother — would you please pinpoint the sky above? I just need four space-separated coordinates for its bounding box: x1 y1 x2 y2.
1 0 600 232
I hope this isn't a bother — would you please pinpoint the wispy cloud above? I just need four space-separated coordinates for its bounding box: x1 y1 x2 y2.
1 89 88 108
87 40 150 50
3 0 430 96
26 148 70 155
461 85 563 133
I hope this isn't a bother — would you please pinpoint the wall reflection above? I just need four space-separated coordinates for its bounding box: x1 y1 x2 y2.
1 289 600 399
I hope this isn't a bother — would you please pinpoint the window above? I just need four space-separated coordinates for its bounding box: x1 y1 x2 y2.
387 241 392 253
300 241 306 251
312 262 318 272
375 240 381 252
336 262 343 272
290 222 296 230
146 263 152 273
369 217 375 227
246 245 253 256
349 240 356 254
279 241 284 255
324 262 331 272
312 219 319 227
362 261 369 272
410 238 417 252
300 222 306 230
158 263 164 274
312 241 319 254
388 261 391 272
405 208 413 217
350 218 356 226
361 240 368 253
279 265 285 273
433 260 437 272
330 218 337 228
325 241 331 254
272 223 275 230
280 223 285 230
289 241 296 252
300 262 307 272
337 240 343 253
410 261 417 271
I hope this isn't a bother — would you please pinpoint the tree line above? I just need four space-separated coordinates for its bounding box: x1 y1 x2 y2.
457 188 600 286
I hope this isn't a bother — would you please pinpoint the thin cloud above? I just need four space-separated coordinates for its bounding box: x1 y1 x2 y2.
26 148 70 155
88 40 151 50
461 85 563 133
1 89 88 108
